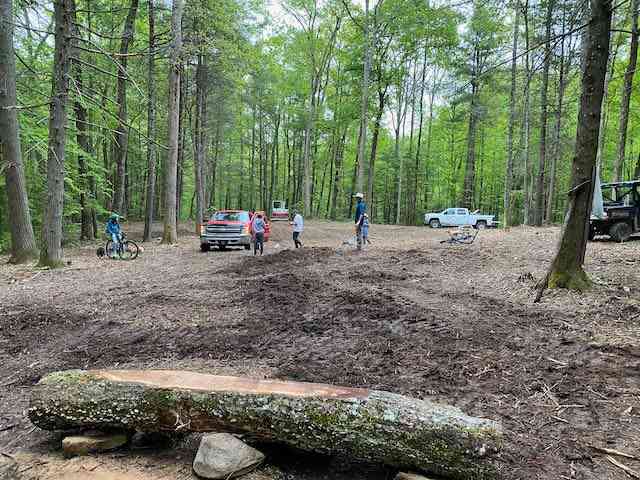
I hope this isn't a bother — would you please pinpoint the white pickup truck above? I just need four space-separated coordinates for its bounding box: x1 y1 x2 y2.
424 208 496 229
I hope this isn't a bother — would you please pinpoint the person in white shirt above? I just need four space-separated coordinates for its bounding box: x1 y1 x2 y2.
290 210 304 248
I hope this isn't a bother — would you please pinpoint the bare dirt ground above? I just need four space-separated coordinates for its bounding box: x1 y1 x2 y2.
1 220 640 480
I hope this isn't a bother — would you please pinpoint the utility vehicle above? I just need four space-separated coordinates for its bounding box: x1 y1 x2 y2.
590 180 640 242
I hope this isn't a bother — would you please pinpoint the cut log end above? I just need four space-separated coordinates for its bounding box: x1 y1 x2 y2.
29 370 502 480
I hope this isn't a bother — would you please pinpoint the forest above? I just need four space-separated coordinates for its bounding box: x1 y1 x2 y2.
4 1 640 478
0 0 638 264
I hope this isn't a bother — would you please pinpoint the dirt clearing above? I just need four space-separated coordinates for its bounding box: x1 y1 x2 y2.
1 220 640 479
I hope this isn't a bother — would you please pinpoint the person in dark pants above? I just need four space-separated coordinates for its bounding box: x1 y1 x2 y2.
251 213 266 256
353 192 367 250
291 210 304 248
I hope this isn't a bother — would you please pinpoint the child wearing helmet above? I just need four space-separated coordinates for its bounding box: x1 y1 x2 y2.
106 213 122 258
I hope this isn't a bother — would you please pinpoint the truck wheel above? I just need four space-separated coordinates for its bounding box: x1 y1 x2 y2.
429 219 441 228
244 244 251 250
200 243 209 252
609 222 632 243
588 229 595 241
475 221 487 230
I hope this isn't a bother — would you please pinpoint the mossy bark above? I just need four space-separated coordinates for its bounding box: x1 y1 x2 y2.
29 370 501 480
542 0 612 294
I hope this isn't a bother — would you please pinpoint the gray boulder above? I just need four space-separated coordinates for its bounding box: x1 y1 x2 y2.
193 433 265 479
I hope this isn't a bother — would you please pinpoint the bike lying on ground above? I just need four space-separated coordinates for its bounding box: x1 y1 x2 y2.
105 233 139 260
440 226 479 245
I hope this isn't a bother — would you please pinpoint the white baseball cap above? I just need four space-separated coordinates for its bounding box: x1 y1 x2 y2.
354 192 364 198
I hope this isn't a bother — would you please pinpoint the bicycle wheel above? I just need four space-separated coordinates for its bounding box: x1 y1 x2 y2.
105 240 116 258
119 240 139 260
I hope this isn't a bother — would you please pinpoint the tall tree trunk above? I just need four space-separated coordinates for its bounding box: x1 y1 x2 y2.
355 0 371 194
176 67 186 222
504 0 520 228
250 105 256 209
143 0 157 242
595 22 624 170
302 80 317 217
0 0 38 263
70 7 94 241
423 73 437 207
330 129 346 220
539 0 612 294
522 0 533 224
614 0 639 181
535 0 554 226
367 87 387 220
162 0 183 244
545 7 569 223
268 113 280 217
462 68 479 209
40 0 73 267
112 0 139 215
412 49 428 225
211 118 220 209
194 51 208 229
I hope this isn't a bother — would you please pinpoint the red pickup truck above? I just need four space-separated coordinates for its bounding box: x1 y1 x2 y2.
200 210 270 252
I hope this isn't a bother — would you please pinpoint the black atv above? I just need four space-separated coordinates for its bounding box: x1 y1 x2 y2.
590 180 640 242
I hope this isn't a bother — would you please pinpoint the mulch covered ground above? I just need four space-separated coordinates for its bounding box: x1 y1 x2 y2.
1 220 639 480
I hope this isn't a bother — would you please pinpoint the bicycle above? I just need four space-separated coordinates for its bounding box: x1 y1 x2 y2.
439 226 479 245
105 232 139 260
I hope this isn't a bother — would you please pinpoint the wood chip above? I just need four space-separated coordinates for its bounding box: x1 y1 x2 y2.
606 455 640 479
592 446 638 460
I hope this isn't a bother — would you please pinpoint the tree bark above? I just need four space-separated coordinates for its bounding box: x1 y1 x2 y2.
0 0 38 262
162 0 183 244
540 0 612 294
614 0 639 181
194 51 208 229
112 0 139 215
504 0 520 228
40 0 73 267
29 370 502 480
143 0 157 242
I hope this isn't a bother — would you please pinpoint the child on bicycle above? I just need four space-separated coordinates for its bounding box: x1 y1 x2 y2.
106 213 122 258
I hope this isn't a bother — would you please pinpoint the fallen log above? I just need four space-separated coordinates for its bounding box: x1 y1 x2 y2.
28 370 501 479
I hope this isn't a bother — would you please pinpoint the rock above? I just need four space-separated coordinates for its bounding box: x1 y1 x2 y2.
62 433 127 457
193 433 265 479
395 473 439 480
29 369 502 479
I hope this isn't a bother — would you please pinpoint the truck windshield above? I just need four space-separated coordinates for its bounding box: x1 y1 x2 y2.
212 212 250 222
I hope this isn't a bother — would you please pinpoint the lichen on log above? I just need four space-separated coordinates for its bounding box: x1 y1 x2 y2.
28 370 501 480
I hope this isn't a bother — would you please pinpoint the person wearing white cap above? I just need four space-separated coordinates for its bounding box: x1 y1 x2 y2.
353 192 367 250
